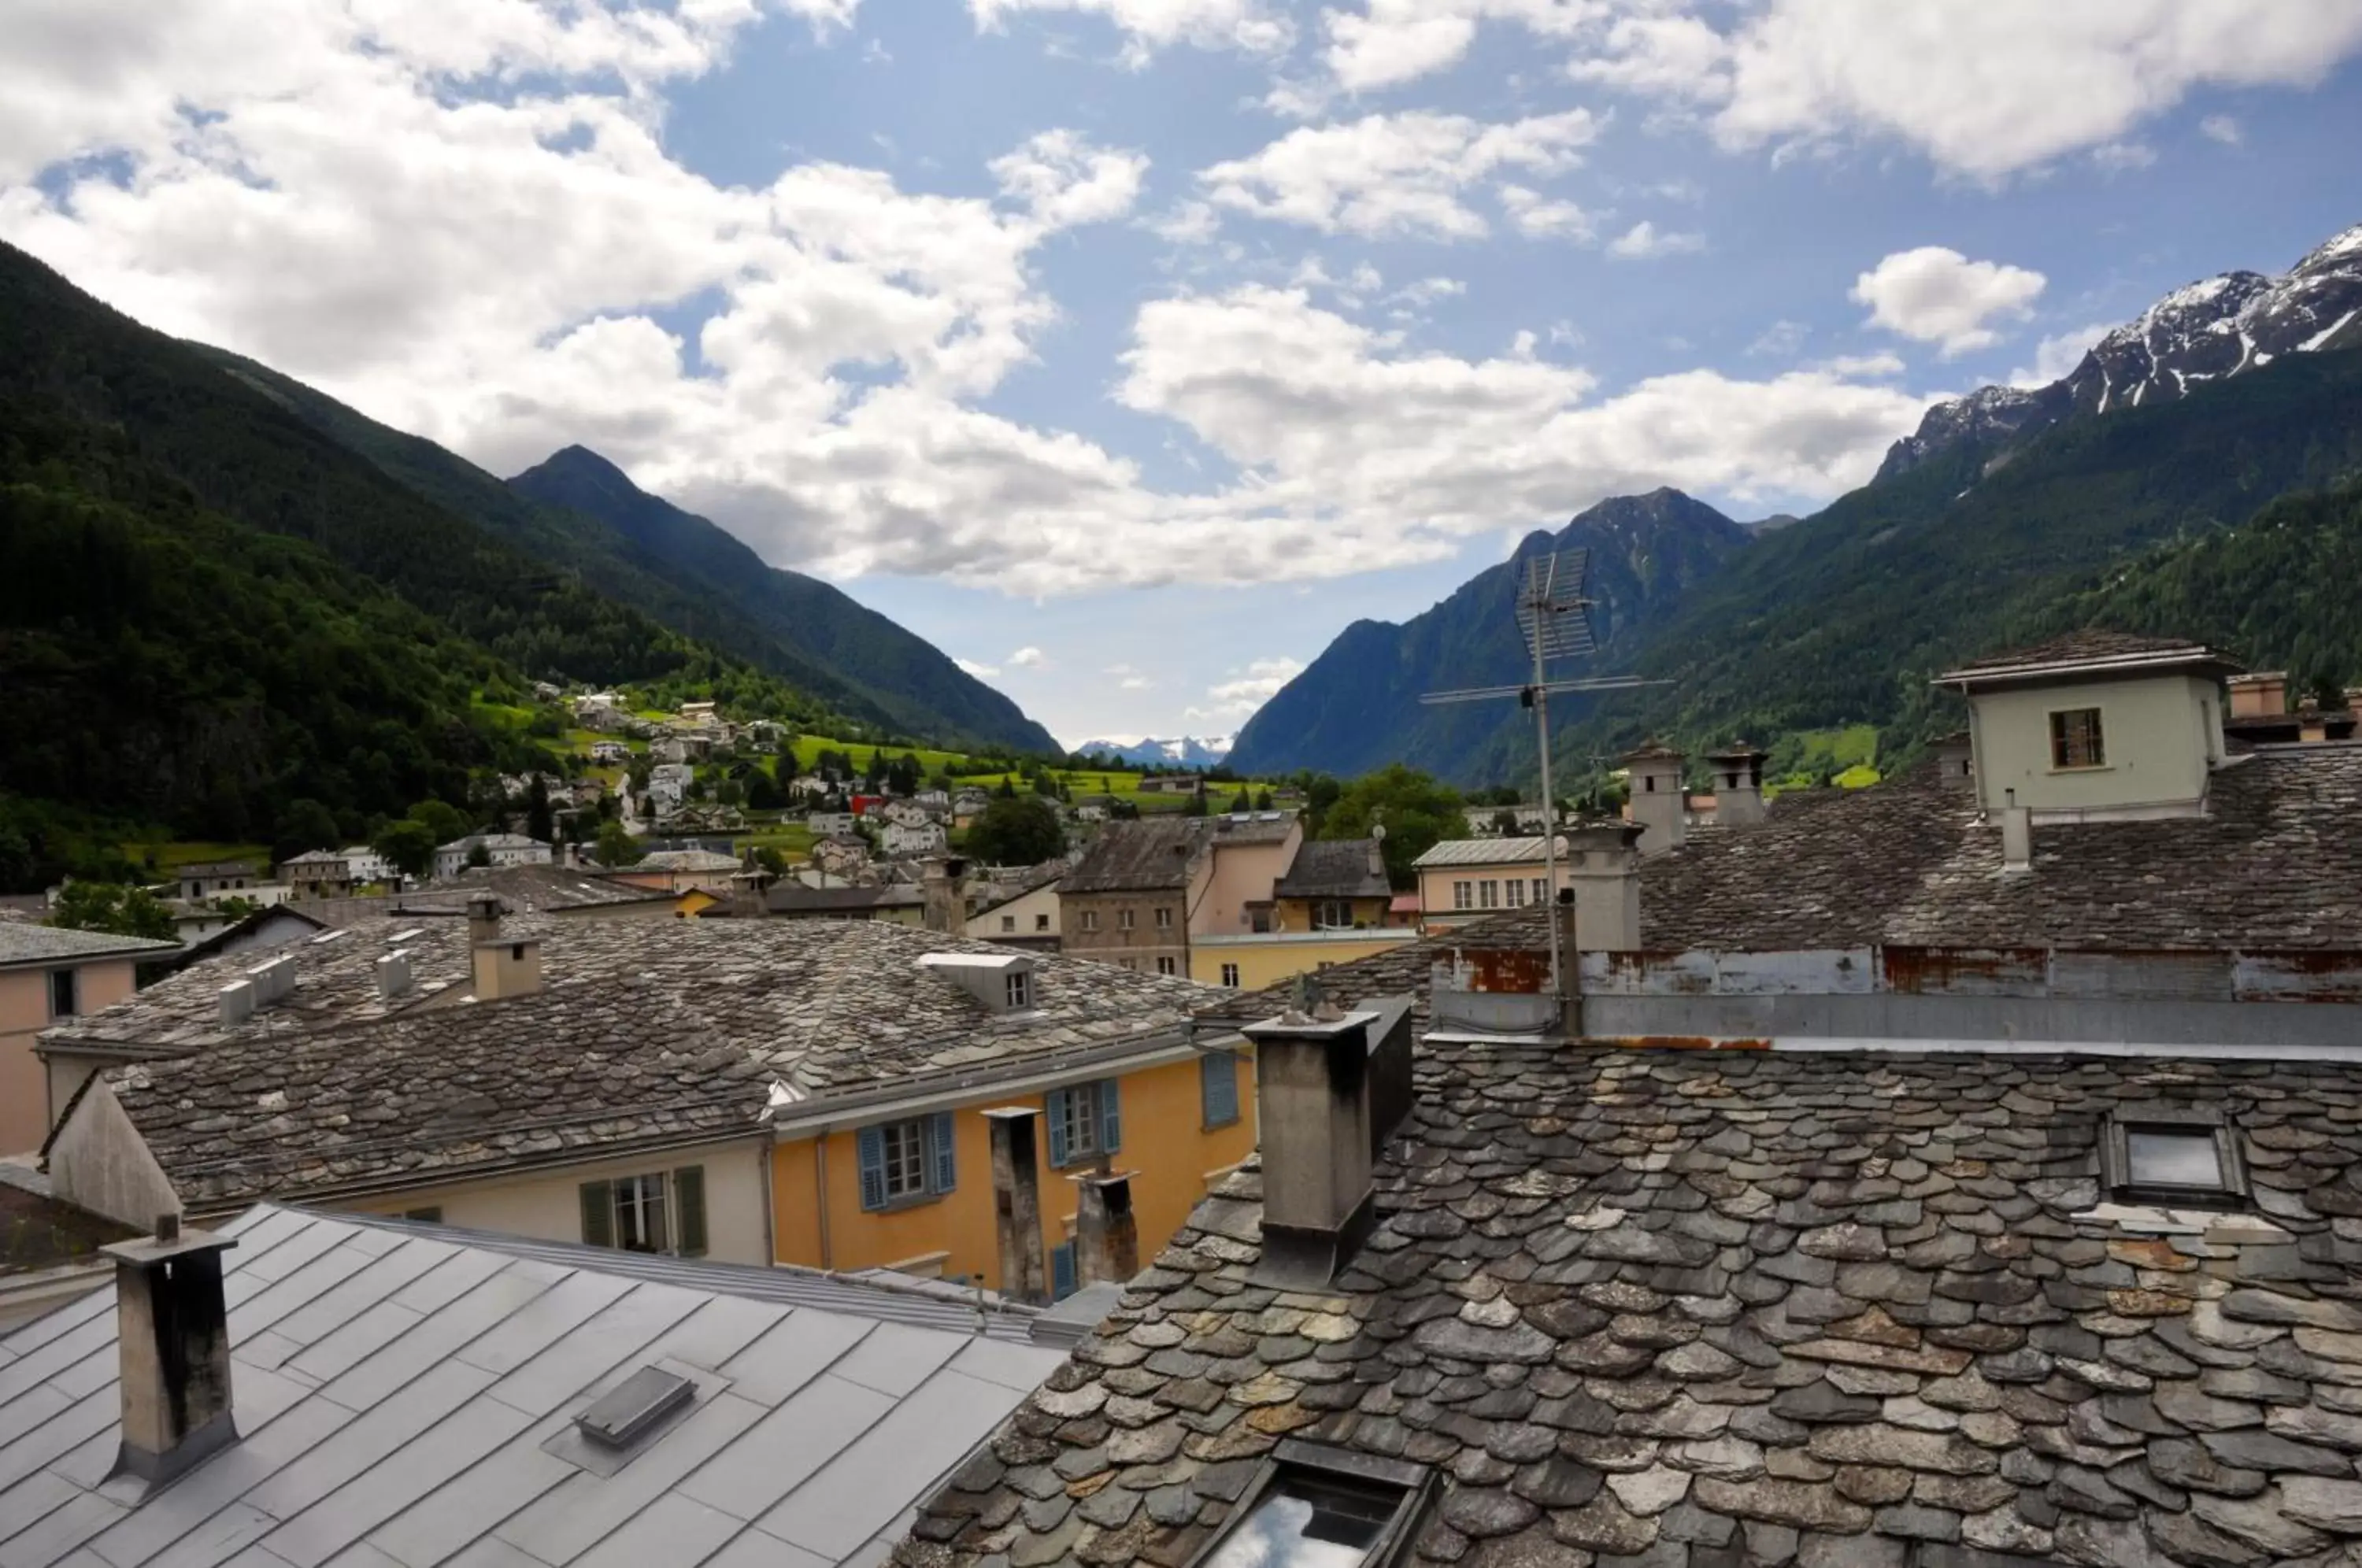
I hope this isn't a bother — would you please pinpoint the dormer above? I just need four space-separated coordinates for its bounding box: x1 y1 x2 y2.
916 952 1041 1012
1935 631 2240 820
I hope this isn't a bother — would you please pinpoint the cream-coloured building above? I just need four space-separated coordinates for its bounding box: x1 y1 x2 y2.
1409 837 1568 930
968 877 1061 950
1189 929 1418 993
0 923 177 1156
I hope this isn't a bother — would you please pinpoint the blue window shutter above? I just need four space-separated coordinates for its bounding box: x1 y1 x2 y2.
1201 1052 1238 1128
931 1112 957 1194
1099 1078 1122 1156
857 1126 887 1211
1046 1089 1070 1167
1052 1241 1076 1300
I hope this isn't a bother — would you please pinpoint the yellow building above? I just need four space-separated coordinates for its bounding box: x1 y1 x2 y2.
1189 930 1420 993
1270 838 1394 934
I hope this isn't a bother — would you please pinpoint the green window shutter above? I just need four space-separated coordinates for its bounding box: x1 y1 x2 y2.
857 1126 887 1210
930 1113 957 1195
673 1166 708 1257
579 1181 613 1248
1045 1089 1071 1167
1099 1078 1122 1156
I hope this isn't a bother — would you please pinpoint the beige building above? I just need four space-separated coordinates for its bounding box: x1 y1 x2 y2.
1057 814 1298 975
1410 836 1568 930
967 877 1061 950
1189 928 1419 992
0 924 177 1156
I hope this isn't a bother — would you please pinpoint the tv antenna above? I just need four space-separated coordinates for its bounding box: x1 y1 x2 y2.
1419 547 1666 991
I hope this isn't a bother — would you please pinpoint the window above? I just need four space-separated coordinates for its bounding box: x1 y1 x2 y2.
1316 900 1353 929
1119 908 1135 930
1503 879 1525 909
1221 963 1241 988
1201 1051 1241 1128
579 1167 707 1256
1531 878 1548 905
1250 909 1273 934
1001 915 1016 933
2051 707 2106 769
1155 907 1174 930
857 1113 957 1210
2100 1108 2248 1208
1035 913 1051 931
1157 956 1178 976
1081 910 1099 931
1051 1240 1078 1301
401 1207 443 1223
48 969 76 1019
1452 881 1472 912
1194 1442 1433 1568
1005 971 1033 1009
1478 880 1499 910
1046 1080 1121 1167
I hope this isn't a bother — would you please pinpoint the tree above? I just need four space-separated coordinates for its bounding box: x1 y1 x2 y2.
1180 791 1209 817
743 767 783 812
524 776 554 844
998 776 1017 799
48 881 177 942
272 797 342 864
964 798 1065 866
595 820 643 868
372 819 437 879
466 841 492 868
1320 764 1464 889
752 845 789 877
1227 788 1252 813
407 799 468 846
1253 788 1272 810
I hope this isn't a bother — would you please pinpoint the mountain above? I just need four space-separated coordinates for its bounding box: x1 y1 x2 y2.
198 350 1057 756
1071 736 1235 768
1226 489 1753 780
508 447 1057 754
1880 224 2362 480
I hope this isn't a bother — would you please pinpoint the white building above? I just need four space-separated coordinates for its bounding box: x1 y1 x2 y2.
808 811 859 838
431 833 553 880
648 762 696 818
883 820 949 856
339 845 394 885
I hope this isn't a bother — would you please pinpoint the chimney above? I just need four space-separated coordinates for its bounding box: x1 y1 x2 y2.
2227 671 2288 719
983 1108 1048 1303
1934 731 1975 792
2299 696 2330 744
217 980 255 1027
1705 742 1767 828
1621 743 1686 856
105 1215 238 1484
1999 788 2032 874
1241 1008 1376 1289
1072 1171 1139 1286
920 856 968 934
375 952 413 1000
468 895 542 1001
1564 821 1643 952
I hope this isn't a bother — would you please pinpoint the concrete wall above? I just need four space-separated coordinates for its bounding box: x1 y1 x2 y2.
769 1052 1257 1291
969 883 1061 944
2 960 137 1156
337 1137 771 1265
1971 674 2221 813
46 1078 182 1229
1190 932 1416 992
1194 825 1302 938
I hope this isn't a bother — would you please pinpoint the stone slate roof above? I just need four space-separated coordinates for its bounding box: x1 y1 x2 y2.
766 884 926 914
1946 629 2212 673
0 923 180 969
896 1043 2362 1568
400 863 676 912
0 1163 133 1272
68 919 1219 1208
1275 841 1394 901
1062 820 1211 895
0 1204 1065 1568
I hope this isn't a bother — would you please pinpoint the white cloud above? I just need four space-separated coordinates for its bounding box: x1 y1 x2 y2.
1317 0 1599 93
1188 656 1305 721
1498 183 1597 241
955 656 1001 678
1008 646 1049 668
1197 109 1600 241
2008 322 2112 388
2200 113 2243 144
1850 246 2045 357
2090 140 2157 174
1144 198 1222 244
1812 351 1907 379
1388 276 1466 307
966 0 1291 61
1746 320 1809 357
1104 662 1153 690
1606 220 1704 260
1564 13 1731 100
990 128 1150 228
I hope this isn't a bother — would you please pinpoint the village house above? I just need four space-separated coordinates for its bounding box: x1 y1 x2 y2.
590 738 631 764
403 862 687 919
432 831 554 879
609 847 745 897
42 906 1260 1304
1409 834 1568 928
884 819 950 857
0 1202 1074 1568
277 848 354 898
1132 774 1201 796
965 871 1063 952
811 831 872 880
808 809 860 838
171 860 257 900
572 690 626 729
1057 814 1300 977
1188 836 1414 993
890 628 2362 1568
339 842 395 885
647 760 696 817
913 787 953 815
0 924 178 1155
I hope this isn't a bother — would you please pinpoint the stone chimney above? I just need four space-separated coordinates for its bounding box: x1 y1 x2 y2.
468 894 542 1001
730 854 776 919
1621 742 1686 856
2300 696 2331 744
2000 789 2032 875
1705 742 1767 829
2227 671 2289 719
1072 1171 1139 1287
983 1108 1048 1304
106 1215 239 1484
1934 731 1975 792
1564 821 1643 952
1240 1008 1375 1289
920 856 968 934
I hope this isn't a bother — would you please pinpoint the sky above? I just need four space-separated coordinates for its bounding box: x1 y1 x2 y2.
6 2 2362 750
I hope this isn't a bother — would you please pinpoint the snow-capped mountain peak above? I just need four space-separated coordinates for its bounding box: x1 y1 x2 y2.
1880 220 2362 480
1071 734 1235 767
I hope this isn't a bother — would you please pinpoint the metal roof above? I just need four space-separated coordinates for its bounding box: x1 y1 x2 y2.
1408 835 1549 868
0 923 180 968
0 1204 1064 1568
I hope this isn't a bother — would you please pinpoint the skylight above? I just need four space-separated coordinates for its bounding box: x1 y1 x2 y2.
2101 1108 2249 1207
1189 1442 1431 1568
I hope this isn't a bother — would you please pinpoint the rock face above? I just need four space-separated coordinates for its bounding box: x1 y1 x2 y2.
1879 221 2362 479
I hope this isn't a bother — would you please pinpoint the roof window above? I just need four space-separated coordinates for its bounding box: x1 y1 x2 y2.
1194 1442 1432 1568
576 1365 694 1448
2101 1106 2249 1208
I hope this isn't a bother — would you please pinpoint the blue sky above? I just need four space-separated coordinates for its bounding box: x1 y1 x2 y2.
7 1 2362 747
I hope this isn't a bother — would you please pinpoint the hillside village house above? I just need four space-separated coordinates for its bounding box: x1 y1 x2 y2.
277 848 354 898
338 842 395 884
0 925 178 1155
758 883 927 923
171 860 257 900
894 629 2362 1568
967 876 1062 951
431 830 553 879
609 846 743 897
885 819 950 856
43 910 1259 1301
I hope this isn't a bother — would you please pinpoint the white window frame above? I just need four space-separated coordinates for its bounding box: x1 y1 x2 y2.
1478 880 1499 910
1220 963 1241 988
1056 1086 1101 1162
1157 956 1178 976
613 1172 670 1254
879 1119 931 1202
1154 906 1174 930
1005 971 1033 1009
1452 880 1472 912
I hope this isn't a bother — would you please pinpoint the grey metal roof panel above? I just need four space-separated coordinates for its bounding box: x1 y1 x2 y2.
0 1207 1057 1568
